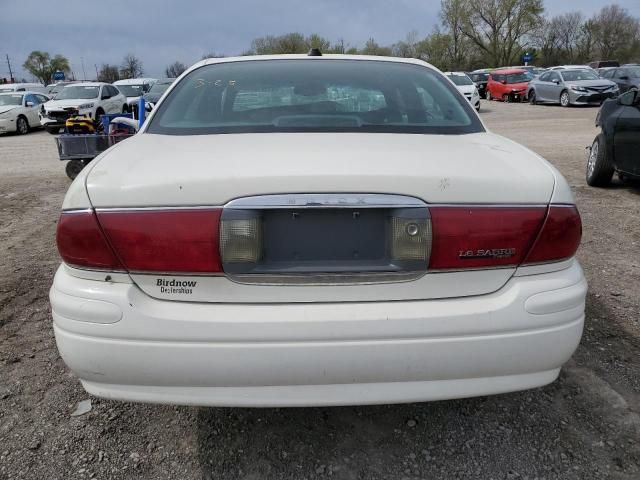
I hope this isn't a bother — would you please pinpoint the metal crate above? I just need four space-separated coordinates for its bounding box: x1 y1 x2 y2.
55 134 133 161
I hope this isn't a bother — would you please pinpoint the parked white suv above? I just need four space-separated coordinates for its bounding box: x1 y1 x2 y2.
51 54 586 407
40 82 127 134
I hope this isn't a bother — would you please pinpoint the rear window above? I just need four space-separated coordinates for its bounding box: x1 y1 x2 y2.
117 84 145 96
147 59 483 135
627 66 640 78
470 73 488 82
446 74 474 86
148 81 173 94
505 72 532 83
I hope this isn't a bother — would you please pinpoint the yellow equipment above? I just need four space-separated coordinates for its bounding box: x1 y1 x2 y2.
65 116 96 135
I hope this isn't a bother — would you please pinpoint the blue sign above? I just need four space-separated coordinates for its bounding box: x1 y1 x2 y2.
53 70 65 81
522 53 533 63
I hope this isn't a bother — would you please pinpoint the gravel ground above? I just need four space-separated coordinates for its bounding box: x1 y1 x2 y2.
0 100 639 480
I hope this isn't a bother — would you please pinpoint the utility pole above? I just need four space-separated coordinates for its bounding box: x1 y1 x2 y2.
94 64 99 81
81 57 87 80
5 54 14 82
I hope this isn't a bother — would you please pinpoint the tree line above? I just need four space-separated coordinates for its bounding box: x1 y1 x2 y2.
240 2 640 70
19 1 640 85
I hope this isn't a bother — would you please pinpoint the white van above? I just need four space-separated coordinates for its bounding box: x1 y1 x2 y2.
0 83 48 94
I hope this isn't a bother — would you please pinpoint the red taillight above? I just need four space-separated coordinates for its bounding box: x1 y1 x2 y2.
57 204 580 275
523 206 581 265
56 211 123 270
428 205 581 270
428 207 547 270
96 209 223 273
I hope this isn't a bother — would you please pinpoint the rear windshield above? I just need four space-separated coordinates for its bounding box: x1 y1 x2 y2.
594 61 619 68
446 74 474 86
470 73 488 82
505 72 532 83
627 66 640 78
117 84 145 96
148 81 173 94
147 59 484 135
561 70 599 81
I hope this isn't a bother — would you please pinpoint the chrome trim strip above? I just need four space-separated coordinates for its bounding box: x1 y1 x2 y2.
93 205 222 212
224 193 427 209
63 263 128 274
89 202 573 213
226 271 426 286
428 203 549 208
61 208 93 214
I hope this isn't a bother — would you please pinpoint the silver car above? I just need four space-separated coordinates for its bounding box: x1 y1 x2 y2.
527 69 619 106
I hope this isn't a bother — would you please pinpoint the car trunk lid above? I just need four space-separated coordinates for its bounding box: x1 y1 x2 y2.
86 132 557 303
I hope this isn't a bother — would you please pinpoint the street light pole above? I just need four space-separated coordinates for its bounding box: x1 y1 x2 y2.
5 54 14 82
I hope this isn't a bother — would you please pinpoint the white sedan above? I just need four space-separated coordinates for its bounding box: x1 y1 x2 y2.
444 71 481 111
0 91 50 134
51 54 586 407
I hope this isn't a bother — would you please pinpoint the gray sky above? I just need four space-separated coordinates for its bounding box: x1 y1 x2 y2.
1 0 639 81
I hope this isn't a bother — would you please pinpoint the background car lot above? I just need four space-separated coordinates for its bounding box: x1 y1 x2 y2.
0 101 639 479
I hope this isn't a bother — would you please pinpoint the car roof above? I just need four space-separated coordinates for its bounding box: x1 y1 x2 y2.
491 68 526 74
558 68 593 72
1 82 44 86
113 78 156 85
189 54 440 75
63 82 105 88
47 81 79 86
551 65 593 70
443 71 469 76
0 91 48 96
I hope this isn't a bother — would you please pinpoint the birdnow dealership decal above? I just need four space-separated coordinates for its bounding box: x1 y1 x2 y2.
156 278 197 295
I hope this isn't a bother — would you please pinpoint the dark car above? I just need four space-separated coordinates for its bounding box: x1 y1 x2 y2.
588 60 620 69
586 88 640 186
468 71 490 98
600 66 640 93
142 78 175 111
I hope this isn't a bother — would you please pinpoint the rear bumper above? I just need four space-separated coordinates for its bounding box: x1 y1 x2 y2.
50 261 587 406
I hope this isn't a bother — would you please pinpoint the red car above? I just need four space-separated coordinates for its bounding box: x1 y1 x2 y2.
487 68 532 102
